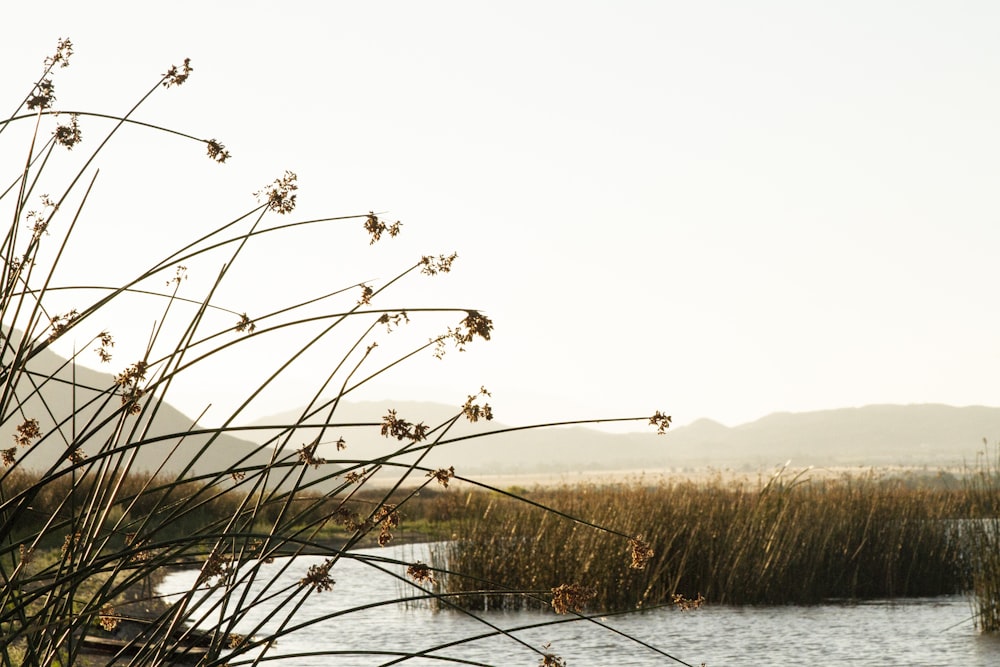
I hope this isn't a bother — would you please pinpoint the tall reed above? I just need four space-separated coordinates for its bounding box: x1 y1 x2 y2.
439 469 968 611
964 443 1000 631
0 40 669 667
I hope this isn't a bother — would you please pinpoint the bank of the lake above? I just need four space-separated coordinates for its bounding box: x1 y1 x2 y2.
158 543 1000 666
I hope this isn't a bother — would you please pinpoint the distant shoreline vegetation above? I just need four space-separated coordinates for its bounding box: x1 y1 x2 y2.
7 463 999 614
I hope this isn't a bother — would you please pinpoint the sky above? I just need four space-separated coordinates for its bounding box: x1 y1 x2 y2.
3 1 1000 434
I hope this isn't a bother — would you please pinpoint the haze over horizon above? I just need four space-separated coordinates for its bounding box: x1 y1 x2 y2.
4 2 999 434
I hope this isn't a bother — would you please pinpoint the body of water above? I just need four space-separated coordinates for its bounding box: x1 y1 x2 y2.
158 543 1000 666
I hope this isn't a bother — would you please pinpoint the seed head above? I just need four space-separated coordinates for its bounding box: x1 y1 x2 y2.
44 38 73 69
462 387 493 423
406 562 437 584
235 313 256 333
14 419 42 448
420 252 458 276
27 79 55 110
98 605 119 632
551 582 596 615
357 283 374 306
649 411 672 435
363 212 402 244
162 58 193 87
628 534 654 569
205 138 231 163
255 171 298 214
427 466 456 488
302 559 335 592
54 114 82 149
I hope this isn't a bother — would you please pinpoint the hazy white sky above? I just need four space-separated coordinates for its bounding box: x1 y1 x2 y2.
4 1 1000 433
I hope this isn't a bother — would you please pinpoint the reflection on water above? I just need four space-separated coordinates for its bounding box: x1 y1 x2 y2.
158 543 1000 666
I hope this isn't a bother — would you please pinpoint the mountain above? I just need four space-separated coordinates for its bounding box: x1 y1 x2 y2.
246 401 1000 474
0 339 333 487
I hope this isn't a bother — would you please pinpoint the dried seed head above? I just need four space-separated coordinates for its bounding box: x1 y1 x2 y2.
357 284 374 306
14 419 42 448
302 559 335 592
420 252 458 276
649 411 672 435
206 139 231 163
94 330 114 363
378 311 409 332
344 469 366 484
27 78 55 110
538 644 566 667
198 548 232 586
98 605 119 632
1 448 15 466
551 582 596 615
427 466 456 488
48 310 79 341
297 441 326 468
255 171 298 214
628 535 654 570
406 562 437 584
462 387 493 423
671 593 705 611
380 410 428 442
44 38 74 69
54 114 82 149
162 58 193 87
235 313 256 333
363 212 402 244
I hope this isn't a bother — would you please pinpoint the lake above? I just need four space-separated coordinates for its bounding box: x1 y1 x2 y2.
158 543 1000 666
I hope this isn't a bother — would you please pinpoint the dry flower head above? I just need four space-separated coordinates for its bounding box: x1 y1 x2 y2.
538 644 566 667
628 534 654 569
163 58 193 87
14 418 42 448
433 311 494 359
206 138 231 163
297 441 326 468
427 466 456 488
551 582 596 615
54 114 82 149
255 171 298 214
357 283 374 306
420 252 458 276
649 410 672 435
235 313 256 333
98 605 119 632
381 409 428 442
672 593 705 611
302 559 335 592
406 562 437 584
48 310 79 341
363 212 402 244
94 330 114 363
462 387 493 423
378 311 409 332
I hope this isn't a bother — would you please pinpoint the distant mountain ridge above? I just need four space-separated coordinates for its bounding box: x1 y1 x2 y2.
247 401 1000 474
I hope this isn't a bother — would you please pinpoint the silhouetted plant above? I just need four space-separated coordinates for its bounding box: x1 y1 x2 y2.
0 39 673 666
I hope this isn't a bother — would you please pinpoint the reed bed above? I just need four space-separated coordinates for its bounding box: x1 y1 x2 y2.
438 469 970 611
964 444 1000 631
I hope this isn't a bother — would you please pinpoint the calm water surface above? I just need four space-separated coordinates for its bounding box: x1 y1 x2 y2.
158 543 1000 666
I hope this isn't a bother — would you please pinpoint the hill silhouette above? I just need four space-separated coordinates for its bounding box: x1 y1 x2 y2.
1 339 334 487
247 401 1000 474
